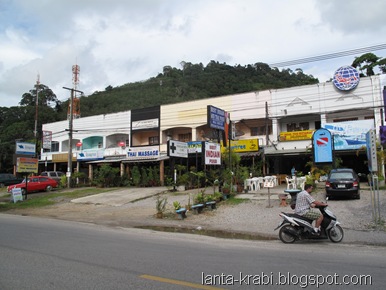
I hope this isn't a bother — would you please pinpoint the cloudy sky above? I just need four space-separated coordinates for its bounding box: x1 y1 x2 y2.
1 0 386 108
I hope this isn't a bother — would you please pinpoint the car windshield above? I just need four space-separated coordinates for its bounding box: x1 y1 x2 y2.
330 172 354 179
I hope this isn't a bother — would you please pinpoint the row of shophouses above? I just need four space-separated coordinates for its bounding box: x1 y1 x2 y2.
41 70 386 184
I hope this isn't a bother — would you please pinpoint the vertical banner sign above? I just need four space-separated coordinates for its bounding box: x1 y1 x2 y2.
383 88 386 122
366 130 377 172
223 112 230 146
380 126 386 146
202 142 221 165
312 128 333 164
42 131 52 150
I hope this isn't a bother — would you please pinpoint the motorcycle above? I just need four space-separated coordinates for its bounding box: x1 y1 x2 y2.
274 203 344 244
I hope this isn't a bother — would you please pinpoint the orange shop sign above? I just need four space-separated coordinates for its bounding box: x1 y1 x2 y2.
279 130 314 141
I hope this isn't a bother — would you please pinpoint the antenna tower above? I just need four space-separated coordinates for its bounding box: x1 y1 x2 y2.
67 64 81 119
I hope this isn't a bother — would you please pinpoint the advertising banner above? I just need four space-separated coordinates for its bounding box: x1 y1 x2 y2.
323 120 374 150
366 130 377 172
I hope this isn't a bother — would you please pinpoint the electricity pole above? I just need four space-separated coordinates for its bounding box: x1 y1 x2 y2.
63 86 83 188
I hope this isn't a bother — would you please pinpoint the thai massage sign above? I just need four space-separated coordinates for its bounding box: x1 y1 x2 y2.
279 130 314 141
202 142 221 165
127 146 160 160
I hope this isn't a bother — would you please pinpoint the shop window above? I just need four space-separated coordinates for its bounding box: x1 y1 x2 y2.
287 122 309 131
251 127 258 136
178 133 191 142
149 136 159 145
299 122 309 130
51 141 59 152
287 123 297 132
251 126 272 136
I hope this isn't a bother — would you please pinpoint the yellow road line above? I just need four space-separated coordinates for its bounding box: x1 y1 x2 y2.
140 274 225 289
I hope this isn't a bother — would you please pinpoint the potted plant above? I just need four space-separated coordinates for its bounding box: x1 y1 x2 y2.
173 201 187 219
191 191 205 214
222 183 231 199
176 172 189 191
155 195 167 219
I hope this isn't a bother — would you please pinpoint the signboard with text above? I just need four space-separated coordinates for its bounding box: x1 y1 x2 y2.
127 146 160 160
202 142 221 165
207 105 226 131
167 140 188 158
16 157 39 173
279 130 314 141
16 142 36 155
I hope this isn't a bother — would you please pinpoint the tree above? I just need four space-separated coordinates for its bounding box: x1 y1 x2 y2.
19 84 61 109
351 53 384 76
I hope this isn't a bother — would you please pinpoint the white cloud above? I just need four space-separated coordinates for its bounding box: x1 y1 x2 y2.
0 0 385 107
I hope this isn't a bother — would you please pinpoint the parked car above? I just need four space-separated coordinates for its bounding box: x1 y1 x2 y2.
7 176 58 195
40 171 65 182
0 173 24 188
325 168 360 199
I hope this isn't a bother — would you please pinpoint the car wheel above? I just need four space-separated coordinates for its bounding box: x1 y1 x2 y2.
21 188 27 195
46 185 53 192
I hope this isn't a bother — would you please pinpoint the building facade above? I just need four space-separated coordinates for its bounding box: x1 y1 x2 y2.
41 73 386 183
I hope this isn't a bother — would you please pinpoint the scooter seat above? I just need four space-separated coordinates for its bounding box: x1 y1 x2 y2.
284 212 313 223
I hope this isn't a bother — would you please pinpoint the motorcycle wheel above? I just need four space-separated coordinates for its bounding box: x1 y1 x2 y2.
279 225 296 244
327 225 344 243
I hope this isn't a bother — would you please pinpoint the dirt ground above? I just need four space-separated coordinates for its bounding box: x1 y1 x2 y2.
1 184 385 241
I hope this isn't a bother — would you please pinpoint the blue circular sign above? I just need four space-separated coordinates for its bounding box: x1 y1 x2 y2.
332 65 360 91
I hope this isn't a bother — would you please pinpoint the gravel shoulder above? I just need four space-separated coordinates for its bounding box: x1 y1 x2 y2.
1 183 386 246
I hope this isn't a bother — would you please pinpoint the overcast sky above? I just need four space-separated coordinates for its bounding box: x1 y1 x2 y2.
1 0 386 108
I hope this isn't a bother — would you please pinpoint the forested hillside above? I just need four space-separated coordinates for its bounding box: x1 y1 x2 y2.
65 61 319 118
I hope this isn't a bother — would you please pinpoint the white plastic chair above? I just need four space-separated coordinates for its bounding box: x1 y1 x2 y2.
286 176 296 189
297 176 306 190
251 177 260 192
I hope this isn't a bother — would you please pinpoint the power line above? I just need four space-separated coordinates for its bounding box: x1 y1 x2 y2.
269 43 386 68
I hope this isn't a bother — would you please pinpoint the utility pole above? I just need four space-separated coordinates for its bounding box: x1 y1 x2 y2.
63 87 83 188
34 74 40 158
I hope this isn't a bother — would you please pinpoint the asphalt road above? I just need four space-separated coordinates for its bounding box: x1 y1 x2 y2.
1 214 385 289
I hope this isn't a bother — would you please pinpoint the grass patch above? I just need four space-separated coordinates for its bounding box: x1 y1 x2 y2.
0 187 116 211
224 195 251 205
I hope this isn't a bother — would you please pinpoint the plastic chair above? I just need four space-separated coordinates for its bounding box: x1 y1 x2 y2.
251 177 260 192
285 176 296 189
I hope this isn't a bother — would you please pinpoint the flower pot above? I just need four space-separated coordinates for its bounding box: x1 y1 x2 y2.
156 212 163 219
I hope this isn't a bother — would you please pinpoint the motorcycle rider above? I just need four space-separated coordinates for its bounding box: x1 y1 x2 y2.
294 184 327 234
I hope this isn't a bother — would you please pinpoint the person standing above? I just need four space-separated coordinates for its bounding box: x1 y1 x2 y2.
291 166 296 178
294 184 327 233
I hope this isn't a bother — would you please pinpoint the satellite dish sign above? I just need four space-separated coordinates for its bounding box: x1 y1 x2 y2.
312 128 333 164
